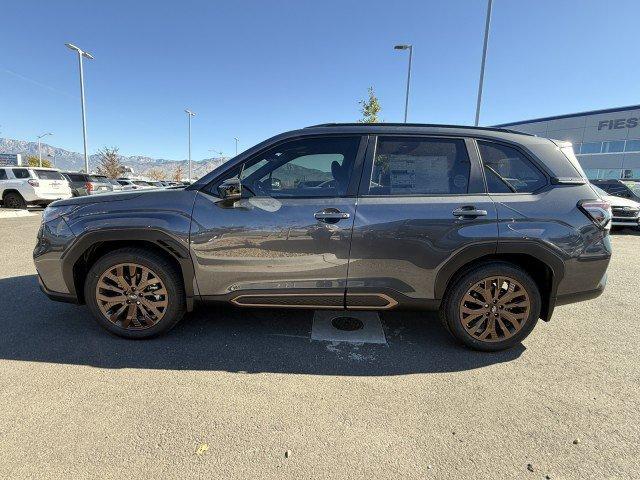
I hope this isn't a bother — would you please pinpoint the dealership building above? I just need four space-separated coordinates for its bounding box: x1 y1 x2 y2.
495 105 640 180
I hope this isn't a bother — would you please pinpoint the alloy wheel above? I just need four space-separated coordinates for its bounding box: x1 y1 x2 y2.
95 263 168 330
458 276 530 342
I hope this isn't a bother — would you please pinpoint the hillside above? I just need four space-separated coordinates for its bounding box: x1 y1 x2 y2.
0 138 229 179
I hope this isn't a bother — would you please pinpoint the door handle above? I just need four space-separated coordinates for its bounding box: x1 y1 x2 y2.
314 210 351 223
452 206 488 218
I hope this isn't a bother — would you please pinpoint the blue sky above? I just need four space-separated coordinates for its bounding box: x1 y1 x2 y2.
1 0 639 160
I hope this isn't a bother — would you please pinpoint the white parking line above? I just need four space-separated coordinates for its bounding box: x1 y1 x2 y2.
0 209 37 218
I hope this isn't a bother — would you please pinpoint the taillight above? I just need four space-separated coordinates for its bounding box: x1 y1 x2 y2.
578 200 612 231
28 179 39 187
85 181 94 192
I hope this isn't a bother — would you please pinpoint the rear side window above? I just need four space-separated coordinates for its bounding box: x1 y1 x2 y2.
68 174 86 182
478 141 547 193
368 137 470 195
34 169 64 180
0 169 7 180
12 168 30 179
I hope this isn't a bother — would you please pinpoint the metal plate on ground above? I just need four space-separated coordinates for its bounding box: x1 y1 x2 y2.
311 310 387 344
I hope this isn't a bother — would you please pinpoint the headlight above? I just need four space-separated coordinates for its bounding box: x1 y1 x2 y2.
42 204 79 223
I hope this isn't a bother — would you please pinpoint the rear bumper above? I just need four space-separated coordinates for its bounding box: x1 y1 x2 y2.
28 190 73 202
555 272 607 307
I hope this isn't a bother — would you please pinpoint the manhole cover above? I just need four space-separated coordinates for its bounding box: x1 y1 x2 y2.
331 316 364 331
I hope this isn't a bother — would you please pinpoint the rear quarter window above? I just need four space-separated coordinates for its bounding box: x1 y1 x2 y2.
0 169 7 180
478 141 547 193
12 168 31 179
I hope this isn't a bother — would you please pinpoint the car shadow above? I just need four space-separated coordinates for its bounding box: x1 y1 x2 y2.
0 275 525 375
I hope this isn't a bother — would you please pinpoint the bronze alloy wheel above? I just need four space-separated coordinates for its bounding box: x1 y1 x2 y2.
459 276 531 343
95 263 168 330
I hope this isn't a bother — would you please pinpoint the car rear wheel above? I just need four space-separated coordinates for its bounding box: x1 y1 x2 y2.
84 248 186 339
441 262 540 351
3 192 27 209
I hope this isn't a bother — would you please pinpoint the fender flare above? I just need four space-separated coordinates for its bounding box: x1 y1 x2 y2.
60 228 196 309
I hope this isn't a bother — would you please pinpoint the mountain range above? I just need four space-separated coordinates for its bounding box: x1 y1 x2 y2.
0 138 229 179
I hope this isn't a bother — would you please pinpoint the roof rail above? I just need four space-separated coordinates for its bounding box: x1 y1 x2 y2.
304 122 532 136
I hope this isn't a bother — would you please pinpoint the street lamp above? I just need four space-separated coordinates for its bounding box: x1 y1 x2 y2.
394 44 413 123
36 132 53 167
474 0 493 126
185 109 196 182
234 137 239 156
65 43 94 173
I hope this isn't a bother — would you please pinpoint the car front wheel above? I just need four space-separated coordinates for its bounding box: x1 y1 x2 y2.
84 248 186 339
441 262 541 351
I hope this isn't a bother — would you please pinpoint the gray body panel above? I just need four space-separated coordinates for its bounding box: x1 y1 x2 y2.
190 192 355 297
347 195 498 301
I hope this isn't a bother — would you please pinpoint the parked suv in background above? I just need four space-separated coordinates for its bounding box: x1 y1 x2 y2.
0 166 72 208
591 179 640 203
591 184 640 229
34 124 612 351
61 172 113 196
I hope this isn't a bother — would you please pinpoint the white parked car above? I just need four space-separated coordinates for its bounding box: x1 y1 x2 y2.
0 166 72 209
592 184 640 229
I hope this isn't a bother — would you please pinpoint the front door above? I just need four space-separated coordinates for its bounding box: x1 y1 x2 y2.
346 135 498 308
190 135 366 308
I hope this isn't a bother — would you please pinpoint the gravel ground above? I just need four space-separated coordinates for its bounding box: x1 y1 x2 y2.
0 214 638 479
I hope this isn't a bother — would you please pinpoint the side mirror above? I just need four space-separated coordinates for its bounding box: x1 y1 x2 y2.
218 177 242 200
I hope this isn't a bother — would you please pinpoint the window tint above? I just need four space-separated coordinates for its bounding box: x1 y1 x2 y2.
12 168 30 179
233 136 360 198
0 169 7 180
478 141 546 193
34 169 64 180
580 142 602 154
601 141 625 153
367 137 470 195
625 140 640 152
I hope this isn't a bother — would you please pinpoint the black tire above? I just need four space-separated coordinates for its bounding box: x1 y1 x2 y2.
84 248 186 339
3 192 27 209
440 262 541 352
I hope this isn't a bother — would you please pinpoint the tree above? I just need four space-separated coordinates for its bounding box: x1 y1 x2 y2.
27 155 53 168
95 147 125 178
146 168 165 181
173 164 184 182
359 86 381 123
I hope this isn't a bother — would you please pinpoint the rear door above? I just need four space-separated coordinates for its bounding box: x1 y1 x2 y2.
346 135 498 308
190 135 366 307
32 169 68 196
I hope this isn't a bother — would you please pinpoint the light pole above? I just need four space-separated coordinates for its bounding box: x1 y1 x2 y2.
185 109 196 182
394 44 413 123
474 0 493 126
65 43 94 173
234 137 239 156
36 132 53 167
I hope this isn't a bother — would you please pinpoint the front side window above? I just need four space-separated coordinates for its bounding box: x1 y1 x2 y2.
367 137 470 195
224 136 360 198
478 141 547 193
12 168 30 179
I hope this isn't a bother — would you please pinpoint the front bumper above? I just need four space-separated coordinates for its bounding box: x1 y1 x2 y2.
33 216 77 299
37 275 78 304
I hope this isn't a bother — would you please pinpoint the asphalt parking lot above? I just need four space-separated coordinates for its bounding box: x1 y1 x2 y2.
0 213 638 479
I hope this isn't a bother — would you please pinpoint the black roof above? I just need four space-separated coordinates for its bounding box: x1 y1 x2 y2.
306 122 531 136
495 104 640 127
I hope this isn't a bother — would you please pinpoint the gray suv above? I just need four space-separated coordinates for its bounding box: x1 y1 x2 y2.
34 124 612 351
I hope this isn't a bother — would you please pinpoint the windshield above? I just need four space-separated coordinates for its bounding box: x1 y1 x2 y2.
34 169 64 180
